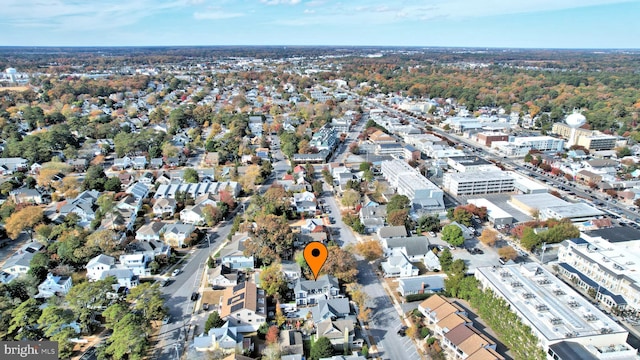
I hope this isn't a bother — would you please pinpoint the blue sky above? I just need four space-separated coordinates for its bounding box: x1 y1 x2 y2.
2 0 640 48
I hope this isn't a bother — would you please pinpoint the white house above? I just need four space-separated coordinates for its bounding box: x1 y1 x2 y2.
86 254 116 281
152 198 176 217
193 321 244 353
294 275 340 306
99 268 139 290
37 273 73 298
162 222 195 248
220 233 255 270
381 249 419 278
118 254 149 277
1 242 44 276
207 265 238 288
135 221 165 242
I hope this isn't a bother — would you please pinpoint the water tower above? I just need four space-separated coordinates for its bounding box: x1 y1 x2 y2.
565 110 586 148
5 68 17 83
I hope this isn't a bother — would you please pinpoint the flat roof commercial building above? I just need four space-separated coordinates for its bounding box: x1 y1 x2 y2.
475 263 629 351
443 171 515 197
447 156 498 173
509 193 603 223
381 160 444 212
466 198 514 225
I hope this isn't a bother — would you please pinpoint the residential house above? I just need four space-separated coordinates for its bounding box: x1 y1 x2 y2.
162 222 196 248
1 242 44 276
125 239 171 262
86 254 116 281
132 156 147 170
382 236 431 262
126 182 149 201
139 171 155 186
311 298 351 323
10 188 44 204
113 156 132 170
149 158 163 169
0 271 16 284
279 330 304 357
36 273 72 298
135 221 165 242
220 233 255 270
119 254 149 277
219 282 267 332
290 218 326 234
99 268 139 290
433 313 472 337
419 294 467 325
381 249 419 278
59 190 100 224
377 226 408 240
424 250 441 271
152 198 176 217
294 275 340 306
118 173 133 188
281 261 301 283
0 157 28 175
292 191 317 214
68 158 89 172
316 319 355 352
193 321 244 353
359 205 387 234
442 324 497 359
207 265 238 288
397 275 446 297
154 181 241 200
255 148 269 161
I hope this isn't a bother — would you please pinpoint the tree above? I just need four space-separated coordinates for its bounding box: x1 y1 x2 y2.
5 206 44 240
347 283 371 323
341 189 360 209
478 229 498 247
66 277 116 333
38 305 74 338
183 168 199 183
310 336 334 360
28 252 50 282
498 246 518 261
441 224 465 247
354 240 384 262
204 311 225 332
439 248 453 272
126 282 167 322
83 229 120 257
266 325 280 344
240 164 263 192
103 177 122 192
103 303 129 330
387 209 409 227
259 262 288 299
417 215 440 233
447 207 473 227
387 194 410 213
520 227 541 251
244 213 294 265
324 246 358 282
103 313 149 360
8 298 42 340
202 204 222 226
83 165 106 191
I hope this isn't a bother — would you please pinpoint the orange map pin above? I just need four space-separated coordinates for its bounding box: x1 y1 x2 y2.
303 242 328 280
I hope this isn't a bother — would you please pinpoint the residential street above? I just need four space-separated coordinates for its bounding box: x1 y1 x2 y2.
152 221 232 360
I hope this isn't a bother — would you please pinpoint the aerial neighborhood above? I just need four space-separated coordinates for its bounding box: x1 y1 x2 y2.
1 47 640 360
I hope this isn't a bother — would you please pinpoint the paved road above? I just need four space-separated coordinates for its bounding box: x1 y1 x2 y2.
358 263 420 360
152 221 233 360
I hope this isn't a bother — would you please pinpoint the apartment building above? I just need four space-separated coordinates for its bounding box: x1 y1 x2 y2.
557 236 640 312
552 123 617 150
443 171 515 197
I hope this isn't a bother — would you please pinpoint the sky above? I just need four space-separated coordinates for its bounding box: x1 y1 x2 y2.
2 0 640 48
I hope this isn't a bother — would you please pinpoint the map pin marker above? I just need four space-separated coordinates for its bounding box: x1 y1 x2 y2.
303 242 328 281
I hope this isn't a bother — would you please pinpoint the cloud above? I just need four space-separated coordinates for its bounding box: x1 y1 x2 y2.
303 9 315 14
194 11 244 20
260 0 302 5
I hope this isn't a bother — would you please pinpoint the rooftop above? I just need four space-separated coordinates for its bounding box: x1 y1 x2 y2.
475 263 627 343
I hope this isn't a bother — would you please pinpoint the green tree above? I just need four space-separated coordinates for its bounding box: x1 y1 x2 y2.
83 165 106 191
442 224 465 247
126 283 167 322
341 189 360 209
417 215 440 233
204 311 225 332
103 313 149 360
520 227 541 251
183 168 199 183
103 303 129 330
28 252 50 282
66 277 116 333
259 262 288 299
8 298 42 340
387 194 410 213
103 177 122 192
439 248 453 272
37 305 74 338
310 336 334 360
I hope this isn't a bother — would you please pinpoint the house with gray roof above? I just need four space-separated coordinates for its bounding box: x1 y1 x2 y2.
36 272 72 298
383 236 431 262
397 275 446 297
311 297 352 323
316 319 356 352
59 190 100 224
193 321 244 353
161 222 195 248
381 249 419 278
279 330 304 357
86 254 116 281
1 242 44 276
0 157 28 175
99 268 139 290
294 275 340 306
10 188 44 205
377 226 408 240
135 221 166 242
220 233 254 269
125 182 149 201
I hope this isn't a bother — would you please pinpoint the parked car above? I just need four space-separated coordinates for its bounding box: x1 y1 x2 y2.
191 292 199 301
397 326 408 336
448 244 456 250
162 316 170 324
171 269 181 277
202 303 210 310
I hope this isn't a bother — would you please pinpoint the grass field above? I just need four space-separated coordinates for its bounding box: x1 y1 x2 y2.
0 86 30 92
